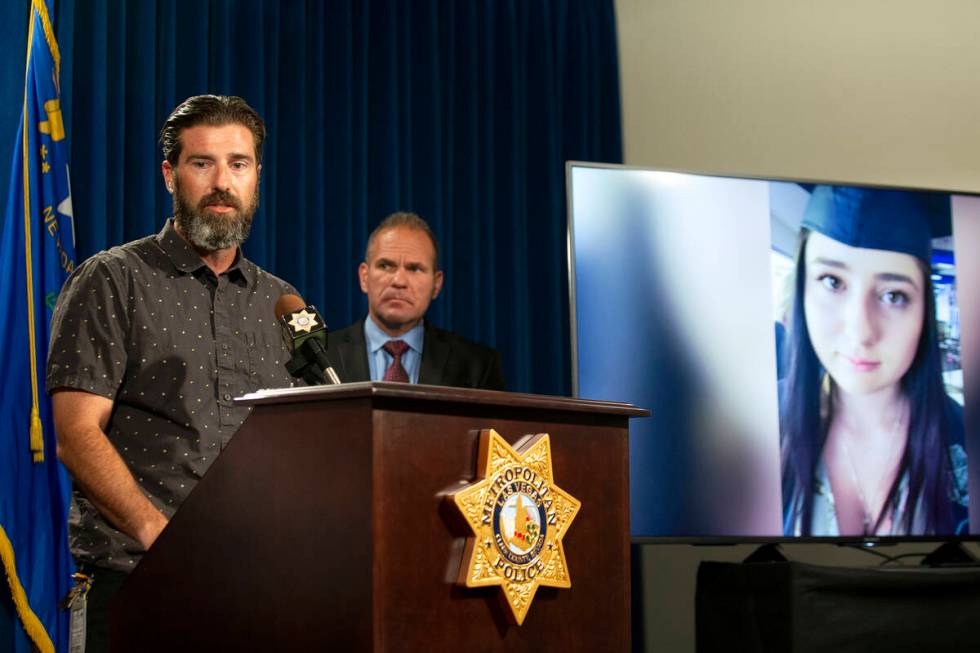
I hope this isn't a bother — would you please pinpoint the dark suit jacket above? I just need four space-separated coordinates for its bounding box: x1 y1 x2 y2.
326 318 506 391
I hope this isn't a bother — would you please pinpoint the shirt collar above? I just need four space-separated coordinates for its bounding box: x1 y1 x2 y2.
156 218 251 286
364 315 425 354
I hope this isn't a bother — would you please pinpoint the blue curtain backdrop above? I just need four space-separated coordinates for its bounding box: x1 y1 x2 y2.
0 0 622 396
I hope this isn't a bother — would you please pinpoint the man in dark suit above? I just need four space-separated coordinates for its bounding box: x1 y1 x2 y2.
328 212 506 390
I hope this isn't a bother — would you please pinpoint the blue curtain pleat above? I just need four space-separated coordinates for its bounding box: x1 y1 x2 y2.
124 2 158 242
2 0 622 396
0 5 30 184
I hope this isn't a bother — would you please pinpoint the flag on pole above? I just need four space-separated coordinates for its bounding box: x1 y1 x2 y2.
0 0 77 651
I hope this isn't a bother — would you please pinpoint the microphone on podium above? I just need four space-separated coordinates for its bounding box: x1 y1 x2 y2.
274 294 341 385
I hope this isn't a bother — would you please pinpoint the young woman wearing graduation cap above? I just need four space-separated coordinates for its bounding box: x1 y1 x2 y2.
780 185 969 536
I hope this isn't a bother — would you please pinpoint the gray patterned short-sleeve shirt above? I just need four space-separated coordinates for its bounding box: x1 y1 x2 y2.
46 219 297 571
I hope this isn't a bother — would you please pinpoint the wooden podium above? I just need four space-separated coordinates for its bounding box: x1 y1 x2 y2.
110 382 645 651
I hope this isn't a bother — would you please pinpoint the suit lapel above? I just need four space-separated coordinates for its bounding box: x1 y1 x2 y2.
419 322 450 385
333 320 371 382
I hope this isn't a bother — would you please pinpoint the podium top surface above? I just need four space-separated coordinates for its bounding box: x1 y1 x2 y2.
235 381 649 417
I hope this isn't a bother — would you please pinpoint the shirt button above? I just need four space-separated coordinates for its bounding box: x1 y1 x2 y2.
223 393 232 401
222 343 229 350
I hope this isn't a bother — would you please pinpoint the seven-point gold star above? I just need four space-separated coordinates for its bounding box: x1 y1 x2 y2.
451 428 581 625
287 309 318 333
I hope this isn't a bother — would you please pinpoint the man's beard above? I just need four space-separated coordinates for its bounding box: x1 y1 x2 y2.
172 177 259 252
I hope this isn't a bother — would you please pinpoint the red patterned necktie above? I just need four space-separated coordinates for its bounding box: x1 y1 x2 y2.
382 340 410 383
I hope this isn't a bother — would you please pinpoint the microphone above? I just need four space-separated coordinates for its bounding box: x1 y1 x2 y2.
274 294 341 385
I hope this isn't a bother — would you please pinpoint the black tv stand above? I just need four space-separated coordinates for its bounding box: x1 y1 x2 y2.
743 543 787 563
921 541 980 567
697 559 980 652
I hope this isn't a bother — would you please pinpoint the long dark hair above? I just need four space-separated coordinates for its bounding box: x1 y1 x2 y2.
780 230 956 535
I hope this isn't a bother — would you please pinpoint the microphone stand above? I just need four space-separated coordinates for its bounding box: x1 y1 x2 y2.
285 338 341 385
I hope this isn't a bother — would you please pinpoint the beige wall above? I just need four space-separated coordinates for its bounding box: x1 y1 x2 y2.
616 2 980 651
617 0 980 191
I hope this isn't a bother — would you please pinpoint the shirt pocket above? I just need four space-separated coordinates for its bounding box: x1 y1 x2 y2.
244 330 295 391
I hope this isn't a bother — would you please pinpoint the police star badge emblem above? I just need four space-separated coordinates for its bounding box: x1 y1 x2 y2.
286 309 318 334
450 428 581 625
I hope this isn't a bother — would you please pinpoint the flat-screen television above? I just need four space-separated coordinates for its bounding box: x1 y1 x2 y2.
567 162 980 543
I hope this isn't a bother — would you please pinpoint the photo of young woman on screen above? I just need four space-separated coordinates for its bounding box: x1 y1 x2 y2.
780 185 969 536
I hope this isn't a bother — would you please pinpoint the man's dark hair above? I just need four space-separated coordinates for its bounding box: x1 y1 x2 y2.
159 95 266 165
365 212 440 270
